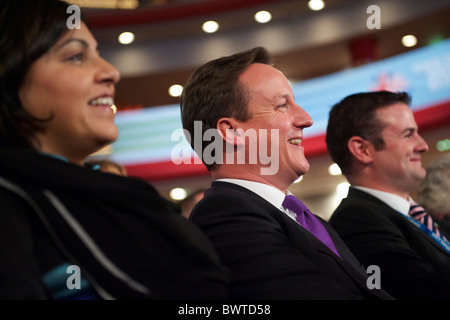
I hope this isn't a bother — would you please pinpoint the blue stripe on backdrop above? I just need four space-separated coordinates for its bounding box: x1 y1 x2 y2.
111 39 450 166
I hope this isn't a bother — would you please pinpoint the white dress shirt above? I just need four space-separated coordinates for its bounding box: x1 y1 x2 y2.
352 186 415 216
216 178 298 222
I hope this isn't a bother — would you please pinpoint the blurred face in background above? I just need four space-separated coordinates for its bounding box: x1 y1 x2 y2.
19 22 120 164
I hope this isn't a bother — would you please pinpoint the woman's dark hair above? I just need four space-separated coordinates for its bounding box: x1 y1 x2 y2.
0 0 83 148
326 91 411 176
180 46 272 171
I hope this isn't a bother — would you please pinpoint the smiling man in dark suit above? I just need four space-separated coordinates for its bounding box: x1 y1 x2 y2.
326 91 450 299
180 47 393 300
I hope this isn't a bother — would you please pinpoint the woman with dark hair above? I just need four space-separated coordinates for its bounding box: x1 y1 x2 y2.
0 0 228 300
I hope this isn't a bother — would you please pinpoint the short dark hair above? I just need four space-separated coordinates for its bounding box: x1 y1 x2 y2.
326 91 411 176
180 47 272 171
0 0 82 148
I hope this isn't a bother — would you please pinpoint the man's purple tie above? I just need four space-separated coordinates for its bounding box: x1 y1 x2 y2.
282 195 341 258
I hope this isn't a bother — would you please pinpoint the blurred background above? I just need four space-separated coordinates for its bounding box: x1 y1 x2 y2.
73 0 450 220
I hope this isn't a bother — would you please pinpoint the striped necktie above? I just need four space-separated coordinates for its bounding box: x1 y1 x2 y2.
409 202 448 242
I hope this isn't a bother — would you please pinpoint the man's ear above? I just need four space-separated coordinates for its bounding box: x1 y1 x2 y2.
217 117 245 146
347 136 373 164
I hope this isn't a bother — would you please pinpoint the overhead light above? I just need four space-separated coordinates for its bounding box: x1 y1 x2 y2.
170 187 188 201
402 35 417 47
328 163 342 176
336 182 350 198
254 10 272 23
308 0 325 11
202 21 219 33
168 84 183 97
118 32 135 45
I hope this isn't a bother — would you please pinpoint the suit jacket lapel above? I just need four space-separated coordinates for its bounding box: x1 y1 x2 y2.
347 188 450 257
212 184 366 274
213 181 361 262
211 181 393 299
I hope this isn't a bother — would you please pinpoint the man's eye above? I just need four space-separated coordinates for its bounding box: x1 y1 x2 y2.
404 129 415 138
278 104 287 108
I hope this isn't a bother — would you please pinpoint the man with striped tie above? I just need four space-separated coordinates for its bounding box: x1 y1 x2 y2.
326 91 450 299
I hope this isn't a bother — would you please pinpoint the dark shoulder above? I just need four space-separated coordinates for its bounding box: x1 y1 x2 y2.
190 182 278 224
200 182 272 209
329 192 409 236
0 181 35 216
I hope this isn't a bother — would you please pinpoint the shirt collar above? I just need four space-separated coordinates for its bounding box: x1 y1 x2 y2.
216 178 287 209
352 186 414 216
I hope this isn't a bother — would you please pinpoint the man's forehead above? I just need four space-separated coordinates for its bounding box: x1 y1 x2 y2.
377 103 417 131
240 63 283 81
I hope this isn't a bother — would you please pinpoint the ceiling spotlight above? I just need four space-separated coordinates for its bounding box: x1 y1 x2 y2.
308 0 325 11
402 35 417 47
202 20 219 33
118 32 135 45
169 187 188 201
168 84 183 97
336 182 350 198
254 10 272 23
328 163 342 176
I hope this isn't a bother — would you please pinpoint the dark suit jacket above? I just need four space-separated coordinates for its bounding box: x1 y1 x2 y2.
434 216 450 236
329 187 450 300
190 181 393 300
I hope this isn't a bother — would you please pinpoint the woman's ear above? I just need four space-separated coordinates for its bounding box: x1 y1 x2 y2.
217 117 245 146
347 136 373 164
